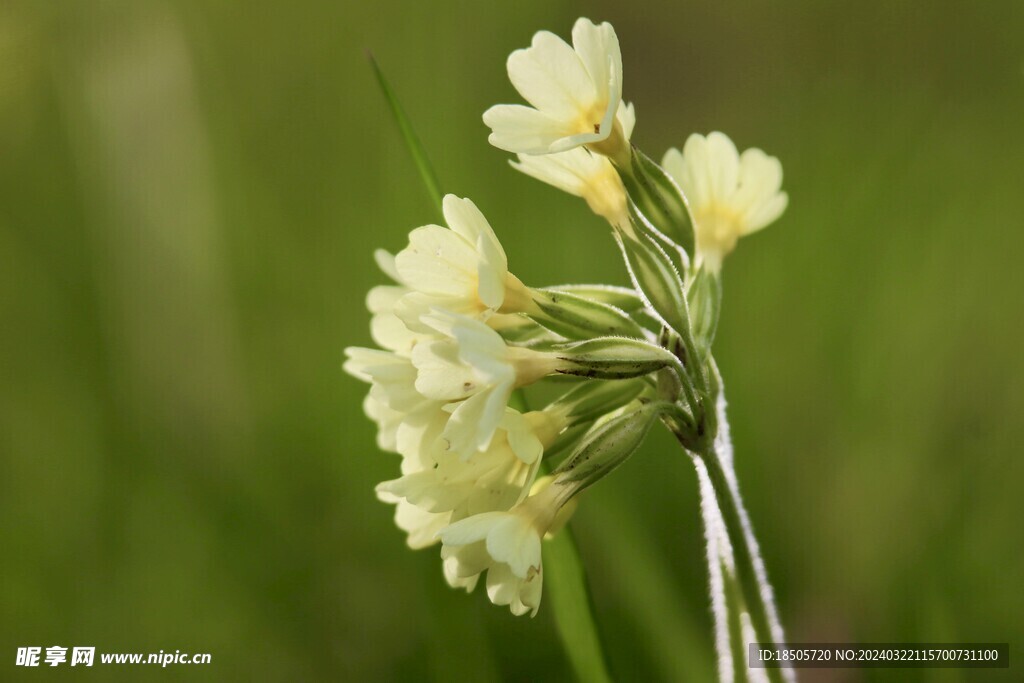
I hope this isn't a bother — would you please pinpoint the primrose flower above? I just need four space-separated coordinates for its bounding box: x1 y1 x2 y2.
438 477 572 616
511 102 635 228
411 310 560 457
394 195 533 331
484 18 628 163
662 132 788 271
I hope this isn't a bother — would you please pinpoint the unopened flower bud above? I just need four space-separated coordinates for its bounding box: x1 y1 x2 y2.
551 401 670 493
548 377 648 425
554 337 679 380
528 287 644 340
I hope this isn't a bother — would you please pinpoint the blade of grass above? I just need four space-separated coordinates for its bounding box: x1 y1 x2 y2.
545 525 614 683
368 52 444 220
369 59 613 683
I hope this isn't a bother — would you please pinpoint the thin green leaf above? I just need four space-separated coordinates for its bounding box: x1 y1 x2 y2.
367 53 444 220
544 526 614 683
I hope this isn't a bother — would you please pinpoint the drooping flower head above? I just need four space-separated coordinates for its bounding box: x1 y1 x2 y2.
484 18 627 162
662 132 788 271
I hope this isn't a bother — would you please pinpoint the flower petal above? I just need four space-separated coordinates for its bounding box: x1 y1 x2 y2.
442 554 480 592
617 100 636 141
394 291 484 332
366 284 406 315
517 568 543 617
395 225 477 297
441 196 508 311
442 383 509 456
511 150 592 197
485 561 522 607
744 191 788 234
506 30 593 120
503 411 543 464
571 18 621 111
373 248 402 283
485 513 541 579
393 500 449 549
410 339 479 401
438 511 505 546
679 133 712 208
705 131 740 203
483 104 568 155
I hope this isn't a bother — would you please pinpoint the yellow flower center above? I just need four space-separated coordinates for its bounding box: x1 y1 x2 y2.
586 116 629 166
694 202 744 270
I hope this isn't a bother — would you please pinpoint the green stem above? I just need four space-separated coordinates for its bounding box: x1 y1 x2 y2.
674 321 709 395
665 353 702 422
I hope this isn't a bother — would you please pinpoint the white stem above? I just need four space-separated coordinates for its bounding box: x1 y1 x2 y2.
695 457 734 683
711 370 795 683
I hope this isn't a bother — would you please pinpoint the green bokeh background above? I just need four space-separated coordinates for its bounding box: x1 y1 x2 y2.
2 1 1022 680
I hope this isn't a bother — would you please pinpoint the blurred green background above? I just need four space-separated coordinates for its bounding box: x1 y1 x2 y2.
2 0 1022 680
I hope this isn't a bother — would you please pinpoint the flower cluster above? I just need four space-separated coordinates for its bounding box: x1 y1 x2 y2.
347 17 787 617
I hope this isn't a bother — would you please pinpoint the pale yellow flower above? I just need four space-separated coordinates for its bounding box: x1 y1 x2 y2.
484 18 627 162
394 195 532 330
662 132 788 271
437 479 570 616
